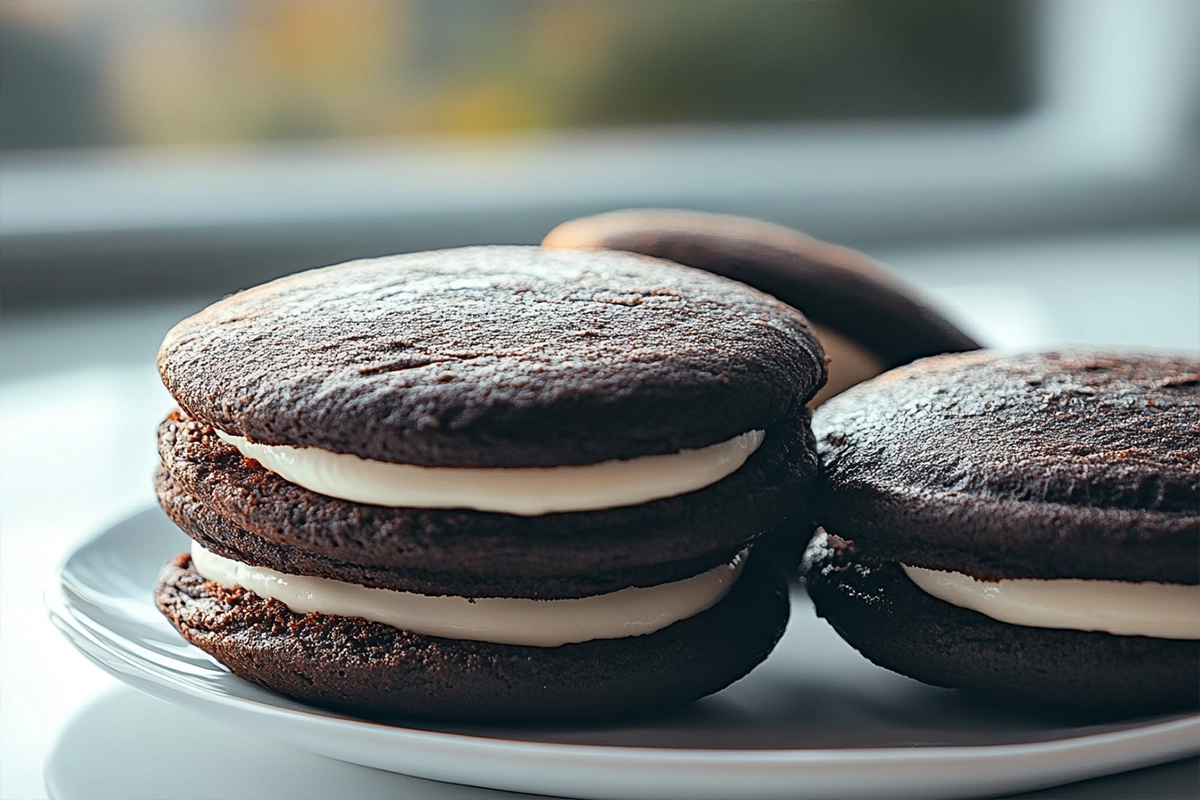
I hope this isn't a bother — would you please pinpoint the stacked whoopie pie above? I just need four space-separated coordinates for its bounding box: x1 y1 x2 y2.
154 245 826 722
804 351 1200 714
543 209 980 406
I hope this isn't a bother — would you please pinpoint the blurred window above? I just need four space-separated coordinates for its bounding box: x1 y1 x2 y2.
0 0 1033 152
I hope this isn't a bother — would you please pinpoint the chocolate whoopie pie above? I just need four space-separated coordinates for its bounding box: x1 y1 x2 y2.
543 209 980 406
803 351 1200 715
155 245 825 722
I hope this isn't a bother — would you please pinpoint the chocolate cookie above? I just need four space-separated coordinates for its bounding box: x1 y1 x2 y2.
157 550 789 723
159 245 825 466
803 351 1200 714
156 408 818 598
543 209 979 405
155 245 821 722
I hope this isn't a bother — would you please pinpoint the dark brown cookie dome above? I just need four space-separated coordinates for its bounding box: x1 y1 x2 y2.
814 351 1200 582
542 210 979 387
159 245 825 467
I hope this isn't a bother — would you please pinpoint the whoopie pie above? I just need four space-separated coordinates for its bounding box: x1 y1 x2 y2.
803 351 1199 715
155 245 826 722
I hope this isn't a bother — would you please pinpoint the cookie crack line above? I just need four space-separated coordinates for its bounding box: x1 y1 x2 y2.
354 354 495 376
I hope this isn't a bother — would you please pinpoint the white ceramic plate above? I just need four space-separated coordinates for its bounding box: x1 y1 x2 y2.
47 509 1200 800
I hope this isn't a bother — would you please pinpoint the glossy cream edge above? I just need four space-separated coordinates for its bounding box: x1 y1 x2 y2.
902 564 1200 639
214 428 765 515
190 541 747 647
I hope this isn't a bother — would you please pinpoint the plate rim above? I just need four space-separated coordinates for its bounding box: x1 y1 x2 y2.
45 508 1200 799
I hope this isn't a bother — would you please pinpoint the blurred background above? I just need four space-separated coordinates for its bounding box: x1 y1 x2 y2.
1 0 1197 306
1 2 1198 799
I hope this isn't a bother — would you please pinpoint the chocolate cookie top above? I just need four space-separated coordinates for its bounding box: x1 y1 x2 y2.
543 209 979 371
814 351 1200 582
159 246 823 467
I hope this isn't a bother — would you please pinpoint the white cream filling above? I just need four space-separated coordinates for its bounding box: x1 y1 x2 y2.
215 429 764 515
808 324 886 408
902 565 1200 640
191 542 745 647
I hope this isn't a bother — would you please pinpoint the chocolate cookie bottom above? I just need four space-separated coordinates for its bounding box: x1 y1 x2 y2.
802 532 1199 717
156 549 789 723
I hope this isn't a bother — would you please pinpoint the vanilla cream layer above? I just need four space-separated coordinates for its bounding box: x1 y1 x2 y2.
902 565 1200 639
191 542 745 647
215 429 764 515
808 324 886 408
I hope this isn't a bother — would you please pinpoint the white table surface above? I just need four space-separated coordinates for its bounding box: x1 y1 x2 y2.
2 228 1197 800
